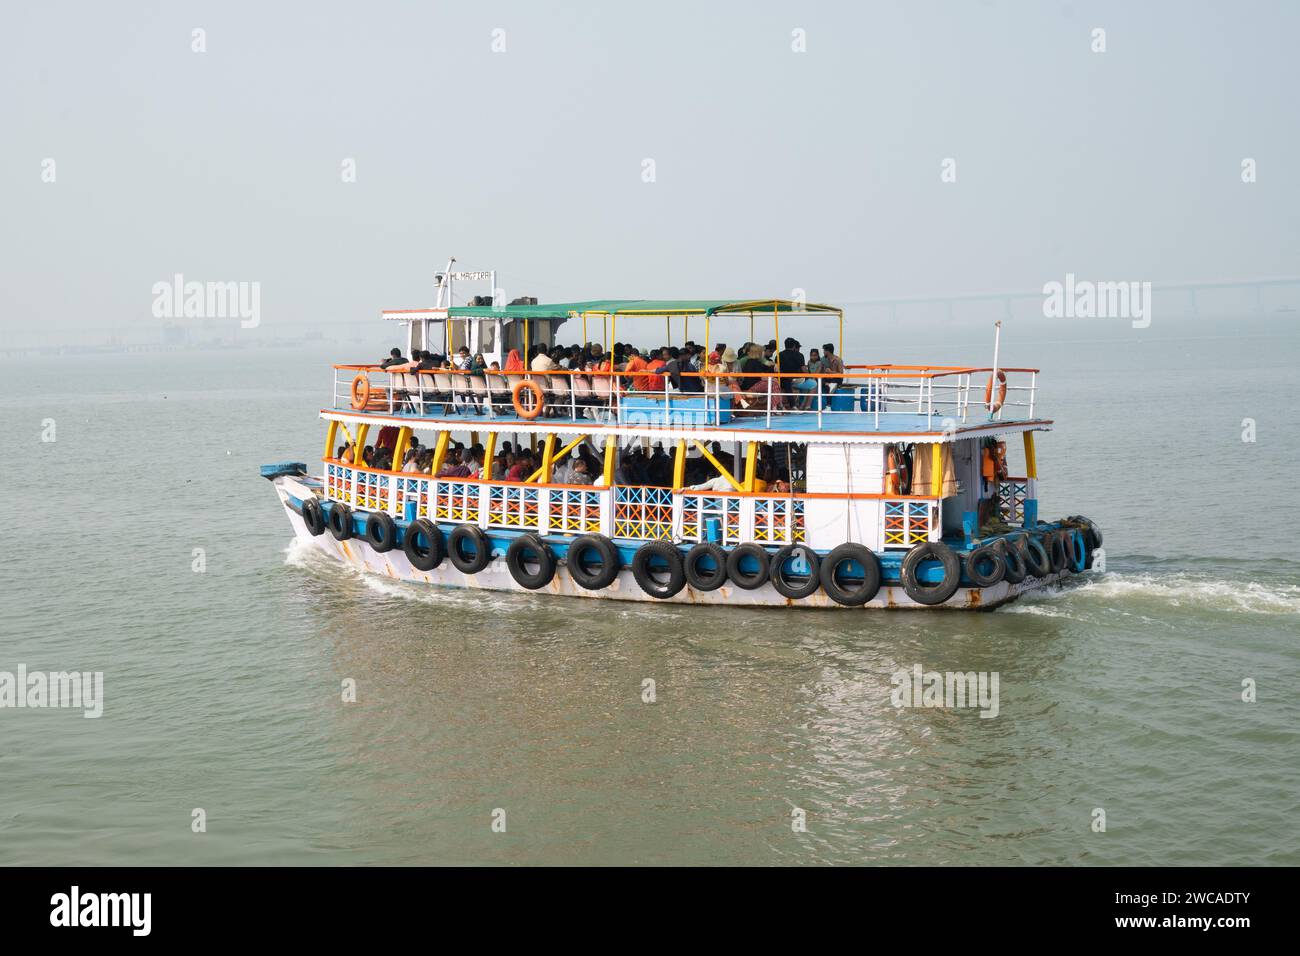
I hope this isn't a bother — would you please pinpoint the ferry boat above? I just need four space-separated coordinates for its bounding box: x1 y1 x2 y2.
264 270 1103 609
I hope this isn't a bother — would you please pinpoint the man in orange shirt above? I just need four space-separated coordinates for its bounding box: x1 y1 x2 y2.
643 348 668 391
623 347 649 389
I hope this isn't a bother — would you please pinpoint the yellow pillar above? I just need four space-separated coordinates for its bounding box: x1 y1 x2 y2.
603 436 617 485
390 426 412 472
672 439 686 489
930 442 943 498
431 430 450 474
540 433 556 483
324 420 339 460
483 431 496 480
353 424 370 465
773 301 780 351
690 440 744 492
744 442 759 492
1023 431 1038 479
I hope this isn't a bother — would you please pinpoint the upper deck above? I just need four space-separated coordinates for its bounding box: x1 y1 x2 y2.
328 363 1048 443
336 291 1048 442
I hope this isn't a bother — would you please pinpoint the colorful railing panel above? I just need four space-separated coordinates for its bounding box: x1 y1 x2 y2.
997 478 1029 524
680 493 742 545
434 479 481 524
752 496 805 545
614 485 673 540
882 499 933 548
326 462 354 504
551 487 603 534
486 483 541 530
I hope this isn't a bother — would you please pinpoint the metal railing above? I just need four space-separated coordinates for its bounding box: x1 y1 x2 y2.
331 362 1040 430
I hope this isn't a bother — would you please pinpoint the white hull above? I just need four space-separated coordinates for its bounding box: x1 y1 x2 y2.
276 483 1074 610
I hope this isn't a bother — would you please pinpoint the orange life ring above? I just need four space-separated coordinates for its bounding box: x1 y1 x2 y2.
983 370 1008 412
511 379 545 420
350 374 371 410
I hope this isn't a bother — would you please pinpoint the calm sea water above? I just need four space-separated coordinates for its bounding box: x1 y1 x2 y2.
2 317 1298 865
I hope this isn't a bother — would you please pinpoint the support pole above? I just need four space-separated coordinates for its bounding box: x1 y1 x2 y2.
603 435 617 485
672 439 686 490
745 442 759 492
930 442 943 498
431 430 450 475
324 420 339 460
1023 431 1037 479
483 431 496 480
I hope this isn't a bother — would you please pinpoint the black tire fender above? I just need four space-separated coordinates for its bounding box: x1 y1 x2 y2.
769 545 821 600
566 534 621 590
818 543 882 607
965 542 1006 588
364 511 397 553
1002 539 1028 584
1047 531 1068 573
726 543 770 590
900 541 962 606
448 524 492 575
505 534 555 589
301 497 326 536
403 517 444 571
327 502 354 541
631 541 686 599
683 542 728 592
1022 535 1051 577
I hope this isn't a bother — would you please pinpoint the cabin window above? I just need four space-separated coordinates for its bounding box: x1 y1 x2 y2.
477 320 497 353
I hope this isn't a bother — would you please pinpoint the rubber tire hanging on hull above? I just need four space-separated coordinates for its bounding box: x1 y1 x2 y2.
900 541 962 606
364 512 397 553
726 543 770 590
505 534 556 589
1022 536 1051 577
769 545 821 600
301 498 326 536
683 542 728 592
403 517 444 571
448 524 492 575
965 542 1006 588
566 535 621 590
1046 531 1068 573
327 503 354 541
1002 539 1027 584
818 543 882 607
631 541 686 599
1068 529 1088 573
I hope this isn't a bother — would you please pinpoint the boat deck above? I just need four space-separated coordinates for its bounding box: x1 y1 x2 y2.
326 404 1050 438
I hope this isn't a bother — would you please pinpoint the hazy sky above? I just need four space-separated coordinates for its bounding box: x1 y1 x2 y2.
3 0 1298 336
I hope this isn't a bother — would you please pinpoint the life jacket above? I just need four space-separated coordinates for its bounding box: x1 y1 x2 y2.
981 441 1008 482
884 445 901 495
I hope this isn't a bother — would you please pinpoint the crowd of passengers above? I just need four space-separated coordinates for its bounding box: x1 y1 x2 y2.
375 336 846 415
336 431 804 492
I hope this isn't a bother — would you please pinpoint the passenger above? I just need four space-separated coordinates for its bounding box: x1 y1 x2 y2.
821 343 844 392
401 447 421 472
504 349 525 371
339 442 354 464
622 347 648 389
530 345 557 372
360 445 375 467
380 347 408 369
643 350 667 391
568 459 594 485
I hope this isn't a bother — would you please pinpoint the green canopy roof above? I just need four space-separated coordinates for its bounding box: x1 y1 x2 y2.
445 298 841 320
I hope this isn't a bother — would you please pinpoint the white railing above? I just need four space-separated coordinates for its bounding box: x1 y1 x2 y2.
331 364 1040 430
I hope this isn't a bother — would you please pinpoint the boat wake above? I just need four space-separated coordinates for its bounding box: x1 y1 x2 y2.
1008 568 1300 616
